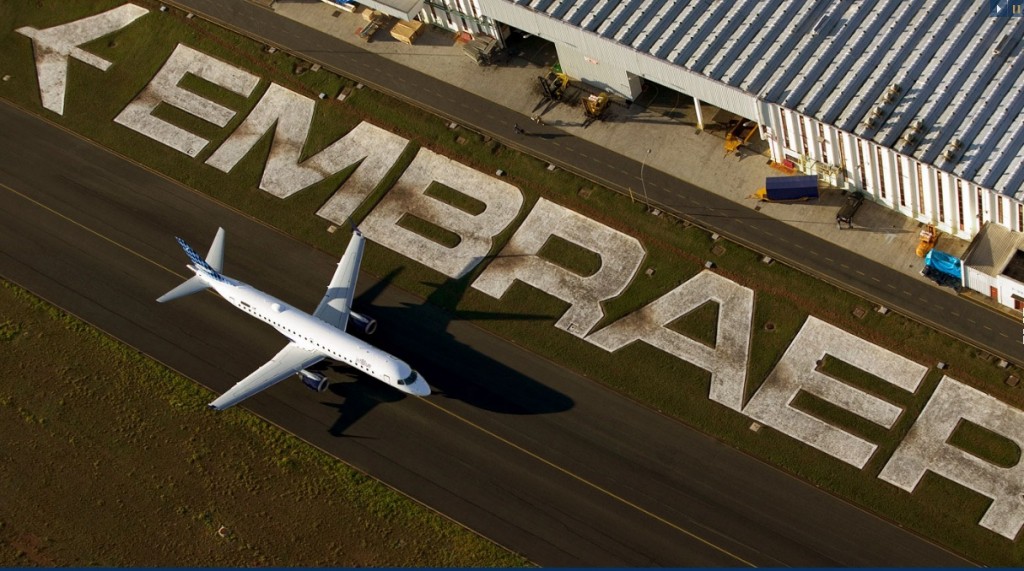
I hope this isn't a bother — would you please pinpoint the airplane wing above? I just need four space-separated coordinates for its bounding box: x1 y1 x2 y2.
313 230 365 330
208 342 324 410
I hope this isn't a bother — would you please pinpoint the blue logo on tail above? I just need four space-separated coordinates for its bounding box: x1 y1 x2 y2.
176 237 226 282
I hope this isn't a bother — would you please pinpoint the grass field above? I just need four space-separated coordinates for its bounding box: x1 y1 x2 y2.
2 0 1023 564
0 280 527 566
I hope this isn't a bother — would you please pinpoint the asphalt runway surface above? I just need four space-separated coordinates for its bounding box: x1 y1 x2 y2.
174 0 1024 369
0 100 972 566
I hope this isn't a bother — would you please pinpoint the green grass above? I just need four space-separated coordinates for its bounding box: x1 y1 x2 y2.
397 213 462 248
424 181 488 215
0 279 527 566
536 235 603 276
2 0 1023 564
947 420 1022 468
666 301 719 348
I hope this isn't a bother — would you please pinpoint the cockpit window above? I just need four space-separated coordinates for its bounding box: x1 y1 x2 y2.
397 370 418 386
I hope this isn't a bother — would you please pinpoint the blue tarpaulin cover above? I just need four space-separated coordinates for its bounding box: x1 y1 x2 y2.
764 175 819 201
924 249 962 279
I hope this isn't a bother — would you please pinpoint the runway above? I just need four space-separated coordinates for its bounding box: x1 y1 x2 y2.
0 100 969 565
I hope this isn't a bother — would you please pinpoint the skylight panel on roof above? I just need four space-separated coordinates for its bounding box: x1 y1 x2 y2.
910 21 1007 163
707 1 773 79
635 0 690 53
751 3 833 101
625 0 678 48
969 80 1024 185
997 131 1024 193
651 0 709 58
595 0 630 36
533 0 558 13
722 1 800 86
581 0 621 32
550 0 581 19
739 2 822 94
612 0 648 42
832 0 969 132
665 2 724 64
687 2 754 72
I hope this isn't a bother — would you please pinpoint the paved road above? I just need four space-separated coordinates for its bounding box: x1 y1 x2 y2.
0 99 972 565
172 0 1024 369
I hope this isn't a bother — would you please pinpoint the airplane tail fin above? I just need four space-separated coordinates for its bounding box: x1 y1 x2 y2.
204 227 226 273
157 228 226 303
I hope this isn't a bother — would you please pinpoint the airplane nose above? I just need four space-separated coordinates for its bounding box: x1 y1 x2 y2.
410 376 431 397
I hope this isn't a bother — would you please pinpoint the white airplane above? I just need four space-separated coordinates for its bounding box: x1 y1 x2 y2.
157 227 431 410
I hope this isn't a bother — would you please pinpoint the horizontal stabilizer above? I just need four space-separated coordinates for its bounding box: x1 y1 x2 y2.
157 275 209 303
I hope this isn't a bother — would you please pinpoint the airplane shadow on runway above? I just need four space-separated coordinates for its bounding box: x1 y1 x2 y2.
317 268 574 436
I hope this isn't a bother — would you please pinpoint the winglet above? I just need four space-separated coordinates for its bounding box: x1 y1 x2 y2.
346 218 361 237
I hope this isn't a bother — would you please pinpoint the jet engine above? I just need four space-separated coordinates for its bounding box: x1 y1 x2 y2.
298 370 329 393
350 311 377 335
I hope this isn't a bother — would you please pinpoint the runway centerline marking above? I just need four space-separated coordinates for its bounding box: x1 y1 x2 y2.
1 177 755 568
420 398 756 567
0 180 187 281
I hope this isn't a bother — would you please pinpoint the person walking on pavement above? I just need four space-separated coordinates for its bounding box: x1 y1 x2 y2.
513 123 524 135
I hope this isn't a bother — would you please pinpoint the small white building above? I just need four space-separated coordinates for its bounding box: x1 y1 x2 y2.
961 223 1024 311
475 0 1024 243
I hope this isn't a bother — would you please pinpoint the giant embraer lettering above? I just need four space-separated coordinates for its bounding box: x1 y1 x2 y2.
22 5 1024 540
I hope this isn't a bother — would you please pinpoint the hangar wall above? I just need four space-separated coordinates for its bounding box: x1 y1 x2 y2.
773 105 1017 240
417 0 497 37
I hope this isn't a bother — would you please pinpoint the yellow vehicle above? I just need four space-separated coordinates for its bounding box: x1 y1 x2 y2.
583 92 609 125
724 120 758 154
916 224 939 257
539 71 570 101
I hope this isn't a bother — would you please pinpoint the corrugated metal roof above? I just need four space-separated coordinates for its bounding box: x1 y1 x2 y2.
962 222 1024 276
498 0 1024 199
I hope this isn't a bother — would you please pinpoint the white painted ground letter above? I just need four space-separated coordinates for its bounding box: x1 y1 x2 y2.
114 44 259 157
472 198 644 337
743 316 927 468
17 4 149 115
879 376 1024 540
206 85 409 210
361 148 524 278
586 270 754 411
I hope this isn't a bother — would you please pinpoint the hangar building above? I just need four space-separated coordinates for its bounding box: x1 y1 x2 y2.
471 0 1024 243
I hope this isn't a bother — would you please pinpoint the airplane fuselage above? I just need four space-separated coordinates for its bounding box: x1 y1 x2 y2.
196 266 430 396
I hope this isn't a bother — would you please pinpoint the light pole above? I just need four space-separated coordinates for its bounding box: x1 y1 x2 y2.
640 148 652 211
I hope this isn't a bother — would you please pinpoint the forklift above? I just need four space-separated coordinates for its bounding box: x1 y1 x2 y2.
538 70 570 102
582 92 609 126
